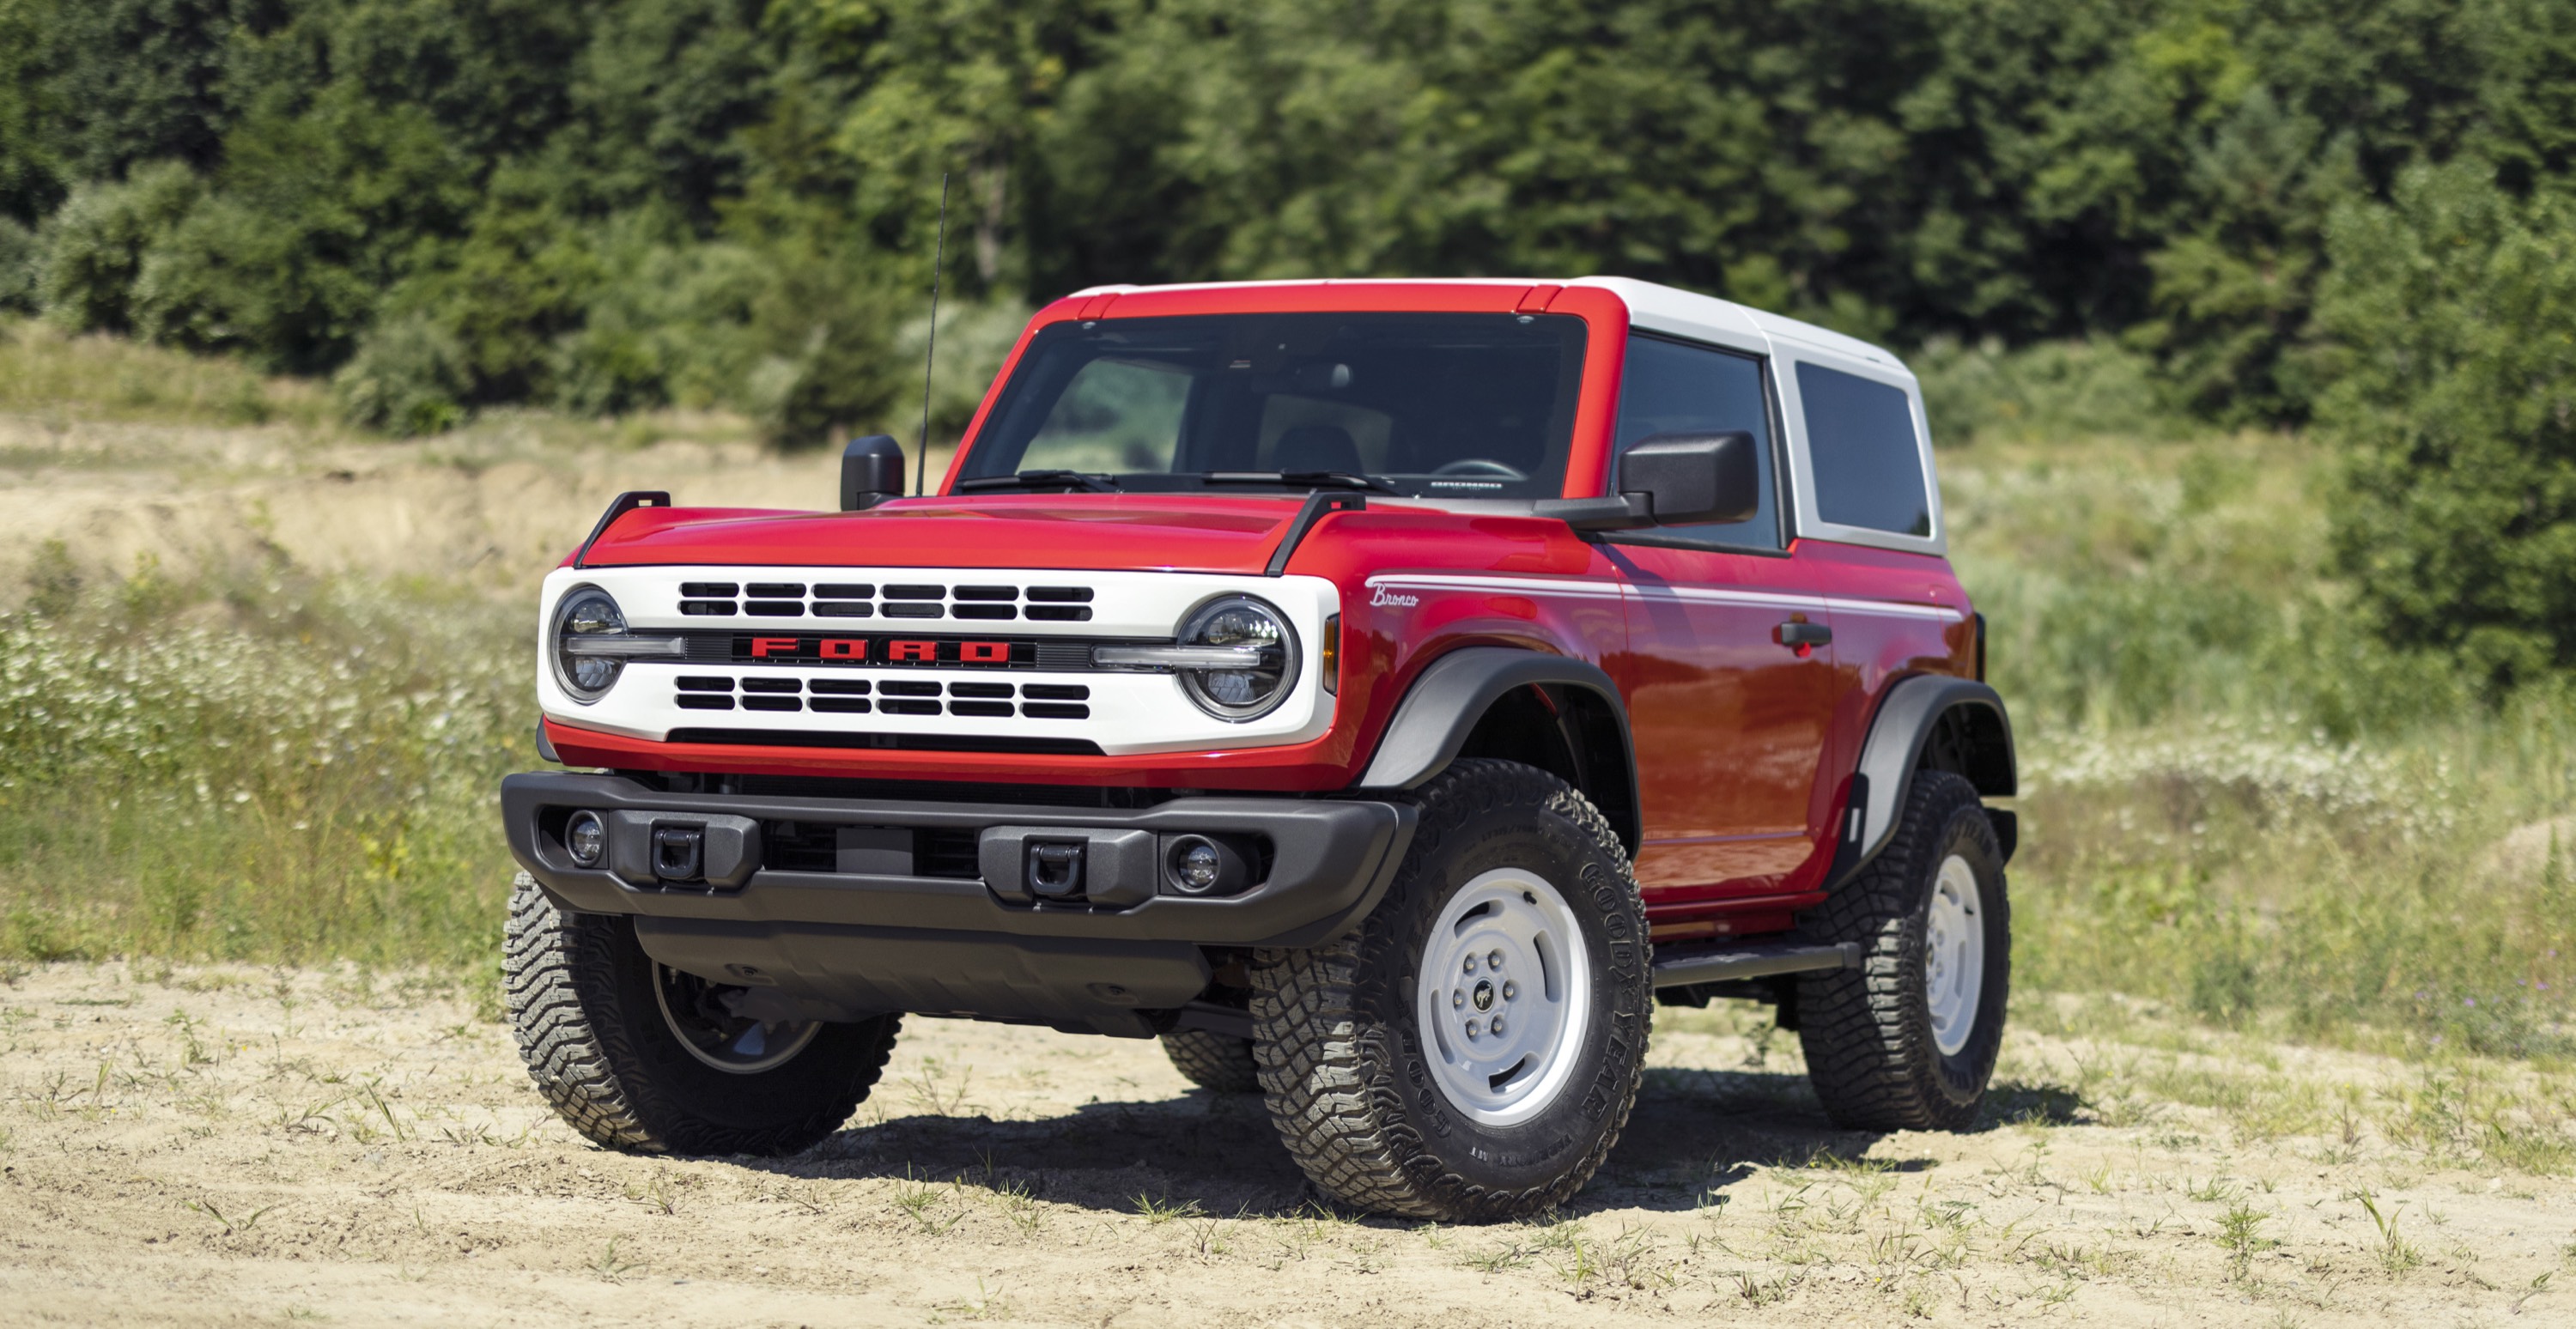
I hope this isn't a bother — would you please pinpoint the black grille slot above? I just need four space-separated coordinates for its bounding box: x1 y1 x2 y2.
740 677 800 694
1026 586 1093 602
883 584 945 600
952 604 1016 620
762 822 839 872
878 679 940 697
1022 683 1089 700
1025 604 1094 622
948 682 1013 698
746 582 806 598
883 603 942 618
684 637 732 662
1036 641 1095 670
742 696 802 712
952 586 1017 601
680 582 740 597
877 699 941 715
676 677 734 692
676 695 736 711
813 583 875 598
949 701 1013 718
808 678 871 695
679 600 738 616
811 697 872 713
914 829 981 879
745 600 804 617
812 601 873 617
1022 702 1090 719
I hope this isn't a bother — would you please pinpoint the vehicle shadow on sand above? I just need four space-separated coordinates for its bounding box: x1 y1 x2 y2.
740 1060 2078 1222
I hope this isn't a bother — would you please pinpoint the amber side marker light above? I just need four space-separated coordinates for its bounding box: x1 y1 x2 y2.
1321 614 1340 694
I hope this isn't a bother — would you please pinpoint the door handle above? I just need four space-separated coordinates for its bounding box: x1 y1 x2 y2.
1774 621 1831 656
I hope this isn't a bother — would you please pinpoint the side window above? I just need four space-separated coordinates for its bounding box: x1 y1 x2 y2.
1796 361 1930 537
1611 335 1779 551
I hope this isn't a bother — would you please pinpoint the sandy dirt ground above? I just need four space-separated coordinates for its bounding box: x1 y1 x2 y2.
2 964 2568 1327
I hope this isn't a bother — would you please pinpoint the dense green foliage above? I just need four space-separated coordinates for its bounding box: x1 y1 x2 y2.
0 0 2572 667
0 0 2569 424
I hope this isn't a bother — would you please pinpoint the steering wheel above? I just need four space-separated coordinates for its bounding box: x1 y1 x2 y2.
1430 458 1529 481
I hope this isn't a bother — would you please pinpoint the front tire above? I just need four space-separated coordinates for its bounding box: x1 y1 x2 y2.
1249 760 1651 1221
1795 772 2010 1131
1160 1029 1261 1093
504 873 901 1155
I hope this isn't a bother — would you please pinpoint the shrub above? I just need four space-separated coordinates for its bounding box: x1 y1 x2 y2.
2313 165 2576 689
0 217 38 312
332 311 469 436
35 161 198 332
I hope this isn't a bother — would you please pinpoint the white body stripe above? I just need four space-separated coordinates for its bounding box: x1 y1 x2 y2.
1364 573 1963 622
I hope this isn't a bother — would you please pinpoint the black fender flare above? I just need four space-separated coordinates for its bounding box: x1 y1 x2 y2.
1353 647 1642 854
1826 674 2017 889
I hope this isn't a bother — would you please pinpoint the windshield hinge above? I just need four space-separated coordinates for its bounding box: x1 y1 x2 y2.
574 491 671 568
1266 491 1366 577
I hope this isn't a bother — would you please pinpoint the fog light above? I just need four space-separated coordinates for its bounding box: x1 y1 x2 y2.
1170 837 1224 895
566 811 606 867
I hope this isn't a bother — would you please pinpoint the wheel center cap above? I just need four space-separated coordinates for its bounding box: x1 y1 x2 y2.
1472 980 1495 1012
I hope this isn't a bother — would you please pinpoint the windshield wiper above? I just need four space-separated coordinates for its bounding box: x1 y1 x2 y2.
955 470 1123 494
1199 470 1400 495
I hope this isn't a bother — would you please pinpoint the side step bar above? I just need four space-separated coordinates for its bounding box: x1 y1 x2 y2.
1652 940 1860 988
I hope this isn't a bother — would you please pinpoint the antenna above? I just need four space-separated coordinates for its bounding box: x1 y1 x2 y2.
916 173 950 497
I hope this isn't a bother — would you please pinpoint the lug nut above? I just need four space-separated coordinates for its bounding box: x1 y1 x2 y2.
1502 981 1517 1000
1490 1016 1505 1035
1462 956 1477 973
1451 989 1464 1009
1464 1022 1480 1041
1487 949 1504 969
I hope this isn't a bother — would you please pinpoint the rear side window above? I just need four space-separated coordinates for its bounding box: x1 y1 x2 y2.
1611 336 1778 551
1797 361 1929 537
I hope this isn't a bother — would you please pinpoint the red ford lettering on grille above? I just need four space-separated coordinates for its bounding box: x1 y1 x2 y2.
887 640 936 662
819 639 865 659
750 636 803 658
961 641 1009 664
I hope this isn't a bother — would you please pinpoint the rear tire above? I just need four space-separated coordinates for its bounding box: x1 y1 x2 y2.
504 873 900 1155
1795 772 2010 1131
1249 760 1650 1221
1160 1029 1261 1093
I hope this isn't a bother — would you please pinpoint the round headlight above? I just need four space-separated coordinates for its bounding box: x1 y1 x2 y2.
1176 595 1299 721
552 586 629 702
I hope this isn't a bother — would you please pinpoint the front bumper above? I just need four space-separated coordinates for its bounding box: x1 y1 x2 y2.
501 772 1415 1035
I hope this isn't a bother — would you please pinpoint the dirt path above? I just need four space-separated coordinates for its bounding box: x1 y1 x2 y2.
2 965 2568 1326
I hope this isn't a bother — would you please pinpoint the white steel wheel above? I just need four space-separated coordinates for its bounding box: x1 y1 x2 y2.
1923 854 1986 1057
1414 866 1594 1127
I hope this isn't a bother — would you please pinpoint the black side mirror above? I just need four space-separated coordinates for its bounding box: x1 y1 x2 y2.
840 434 907 511
1532 430 1762 531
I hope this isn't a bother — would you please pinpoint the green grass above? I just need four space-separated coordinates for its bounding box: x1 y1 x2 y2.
1941 427 2575 1059
0 561 530 979
0 320 332 430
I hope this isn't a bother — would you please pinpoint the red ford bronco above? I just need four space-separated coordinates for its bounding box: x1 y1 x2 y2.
502 277 2016 1221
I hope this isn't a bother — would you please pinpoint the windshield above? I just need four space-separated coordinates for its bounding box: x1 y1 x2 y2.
958 312 1588 499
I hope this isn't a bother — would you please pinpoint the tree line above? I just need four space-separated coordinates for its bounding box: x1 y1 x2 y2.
0 0 2569 677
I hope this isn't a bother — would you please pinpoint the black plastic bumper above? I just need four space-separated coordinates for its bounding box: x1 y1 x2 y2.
500 772 1416 1036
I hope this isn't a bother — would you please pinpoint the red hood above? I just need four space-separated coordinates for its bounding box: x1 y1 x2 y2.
578 494 1393 573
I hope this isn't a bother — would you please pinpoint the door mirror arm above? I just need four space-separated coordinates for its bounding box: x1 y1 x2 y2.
1534 430 1762 532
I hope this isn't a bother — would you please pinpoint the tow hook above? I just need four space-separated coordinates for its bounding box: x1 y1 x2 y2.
1026 842 1086 901
653 824 707 883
